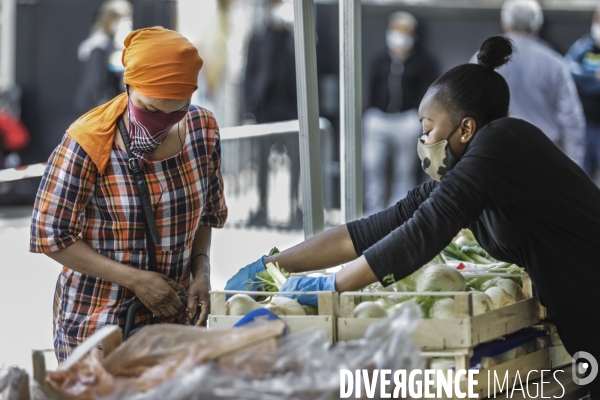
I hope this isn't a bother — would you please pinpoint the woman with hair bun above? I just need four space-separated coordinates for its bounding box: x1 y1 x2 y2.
228 36 600 396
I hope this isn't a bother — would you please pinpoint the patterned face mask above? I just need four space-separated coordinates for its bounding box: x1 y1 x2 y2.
416 122 462 181
127 97 188 166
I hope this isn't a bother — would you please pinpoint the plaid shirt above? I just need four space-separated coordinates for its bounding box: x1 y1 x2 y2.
30 106 227 361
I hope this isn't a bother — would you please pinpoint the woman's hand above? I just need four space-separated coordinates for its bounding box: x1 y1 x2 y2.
188 255 211 326
132 270 186 318
279 274 337 306
224 256 267 294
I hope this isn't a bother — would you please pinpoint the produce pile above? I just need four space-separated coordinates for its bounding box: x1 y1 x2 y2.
355 230 527 319
225 248 318 316
442 229 524 273
355 265 526 320
226 231 528 320
226 294 316 316
246 247 289 293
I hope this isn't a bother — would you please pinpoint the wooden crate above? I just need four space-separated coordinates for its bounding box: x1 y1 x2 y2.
422 345 571 399
337 276 540 349
208 290 339 342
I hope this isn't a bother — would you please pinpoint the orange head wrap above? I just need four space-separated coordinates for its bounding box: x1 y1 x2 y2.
123 27 203 99
67 26 203 174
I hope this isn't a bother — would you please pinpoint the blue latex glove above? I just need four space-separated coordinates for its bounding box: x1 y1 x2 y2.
224 256 267 298
279 274 337 306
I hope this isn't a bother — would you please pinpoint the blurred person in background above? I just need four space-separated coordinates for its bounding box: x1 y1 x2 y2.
0 109 30 169
363 11 437 216
470 0 585 165
0 87 34 205
565 4 600 183
31 27 227 361
179 0 247 128
242 0 301 228
191 0 231 125
74 0 133 114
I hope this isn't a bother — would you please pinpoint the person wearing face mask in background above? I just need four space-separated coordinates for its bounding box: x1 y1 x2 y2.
362 12 437 216
227 37 600 399
565 4 600 184
30 27 228 362
74 0 133 114
242 0 301 228
470 0 585 166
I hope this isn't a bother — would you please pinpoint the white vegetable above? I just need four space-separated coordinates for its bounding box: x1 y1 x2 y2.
226 294 263 316
454 235 474 248
415 264 466 292
484 287 515 309
387 303 403 316
265 296 306 316
386 301 409 316
430 298 457 319
481 278 525 302
354 301 388 318
375 298 388 308
471 292 494 315
375 297 400 309
387 293 411 305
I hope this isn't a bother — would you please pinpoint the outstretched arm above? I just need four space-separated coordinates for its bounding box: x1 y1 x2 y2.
335 255 378 292
225 183 435 294
265 182 436 273
265 224 357 273
280 126 528 304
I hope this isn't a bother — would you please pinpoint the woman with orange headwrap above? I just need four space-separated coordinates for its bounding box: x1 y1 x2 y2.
30 27 227 361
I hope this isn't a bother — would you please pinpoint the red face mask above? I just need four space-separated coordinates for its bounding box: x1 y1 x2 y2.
127 97 188 166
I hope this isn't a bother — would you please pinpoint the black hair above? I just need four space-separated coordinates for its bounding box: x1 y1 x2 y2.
430 36 514 129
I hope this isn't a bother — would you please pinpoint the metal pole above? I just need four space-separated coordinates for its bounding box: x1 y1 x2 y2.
339 0 363 223
293 0 324 239
0 0 17 92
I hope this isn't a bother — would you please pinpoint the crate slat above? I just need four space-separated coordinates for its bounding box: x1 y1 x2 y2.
337 295 540 349
208 315 337 342
337 316 471 347
208 290 339 342
470 297 540 346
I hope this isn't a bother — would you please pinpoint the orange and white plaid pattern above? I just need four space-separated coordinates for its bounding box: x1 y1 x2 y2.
30 106 227 361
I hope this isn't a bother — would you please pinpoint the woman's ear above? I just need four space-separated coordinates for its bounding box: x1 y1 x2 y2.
460 117 477 143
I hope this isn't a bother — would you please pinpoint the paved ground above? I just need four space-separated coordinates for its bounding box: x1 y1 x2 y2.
0 205 304 374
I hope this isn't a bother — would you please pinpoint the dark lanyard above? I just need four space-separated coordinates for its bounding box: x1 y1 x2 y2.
117 117 160 271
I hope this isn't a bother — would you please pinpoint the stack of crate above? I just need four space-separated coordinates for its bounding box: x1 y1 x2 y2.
335 274 570 399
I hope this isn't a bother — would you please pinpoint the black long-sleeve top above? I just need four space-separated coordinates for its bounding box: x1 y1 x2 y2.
366 52 437 113
347 117 600 361
242 27 297 123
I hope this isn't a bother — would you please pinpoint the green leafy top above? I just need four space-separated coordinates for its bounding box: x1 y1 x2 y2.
245 247 288 292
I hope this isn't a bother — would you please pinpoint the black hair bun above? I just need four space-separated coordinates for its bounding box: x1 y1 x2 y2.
477 36 514 71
